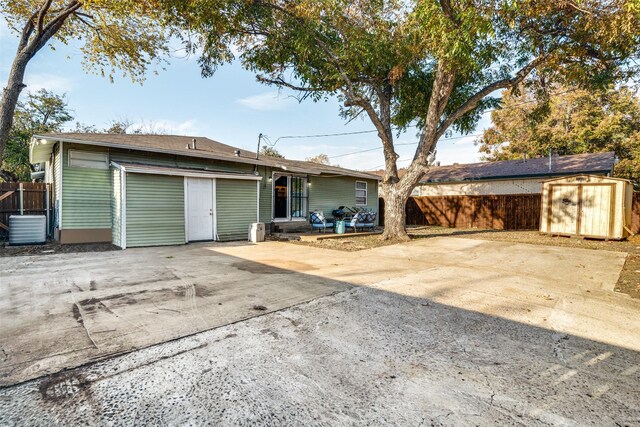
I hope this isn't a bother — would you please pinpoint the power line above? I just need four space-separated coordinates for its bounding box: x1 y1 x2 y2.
367 158 414 171
271 129 380 144
328 132 484 160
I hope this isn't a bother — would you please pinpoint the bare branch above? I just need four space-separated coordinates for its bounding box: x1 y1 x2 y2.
255 75 322 92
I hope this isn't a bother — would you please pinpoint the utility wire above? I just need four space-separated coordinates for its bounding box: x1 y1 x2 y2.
328 132 484 160
264 88 579 162
272 129 381 144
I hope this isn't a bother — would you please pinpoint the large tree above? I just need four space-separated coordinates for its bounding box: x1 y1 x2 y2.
3 89 73 181
0 0 173 180
478 84 640 184
166 0 639 239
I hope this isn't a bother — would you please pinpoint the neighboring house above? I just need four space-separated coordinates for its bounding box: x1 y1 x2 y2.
29 133 379 248
413 152 616 197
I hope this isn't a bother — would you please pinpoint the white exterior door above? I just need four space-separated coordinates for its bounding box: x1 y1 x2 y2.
187 178 214 241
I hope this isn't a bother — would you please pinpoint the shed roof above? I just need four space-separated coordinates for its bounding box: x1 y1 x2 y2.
31 133 380 180
420 152 615 183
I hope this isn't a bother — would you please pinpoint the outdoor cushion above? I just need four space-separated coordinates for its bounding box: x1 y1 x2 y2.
310 211 334 232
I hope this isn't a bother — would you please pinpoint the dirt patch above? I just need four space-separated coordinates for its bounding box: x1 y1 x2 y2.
616 253 640 299
0 241 118 257
39 372 90 402
292 235 408 252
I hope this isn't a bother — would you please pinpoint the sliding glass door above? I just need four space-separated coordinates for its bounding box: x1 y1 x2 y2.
273 174 307 220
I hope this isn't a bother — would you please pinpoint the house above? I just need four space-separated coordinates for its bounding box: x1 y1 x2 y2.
413 152 616 197
29 133 379 248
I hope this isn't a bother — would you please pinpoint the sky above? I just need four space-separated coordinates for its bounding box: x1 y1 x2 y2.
0 25 490 171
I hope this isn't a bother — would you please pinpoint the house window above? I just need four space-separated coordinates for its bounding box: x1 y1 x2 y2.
68 150 108 169
355 181 367 205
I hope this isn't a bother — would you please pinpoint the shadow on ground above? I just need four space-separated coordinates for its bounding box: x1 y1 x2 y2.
0 246 638 426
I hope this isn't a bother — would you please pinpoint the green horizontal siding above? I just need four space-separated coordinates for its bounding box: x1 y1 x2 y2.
309 176 379 224
53 144 61 228
217 179 258 241
258 167 273 223
126 173 185 247
111 168 122 247
61 145 111 229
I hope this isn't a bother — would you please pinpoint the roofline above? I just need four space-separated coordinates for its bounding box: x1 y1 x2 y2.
111 162 263 181
419 170 612 184
31 134 381 181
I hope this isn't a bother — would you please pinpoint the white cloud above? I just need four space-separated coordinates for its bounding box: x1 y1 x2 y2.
129 118 200 135
236 91 296 111
24 73 74 94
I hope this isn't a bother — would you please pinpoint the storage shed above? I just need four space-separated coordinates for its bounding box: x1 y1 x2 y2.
540 175 632 240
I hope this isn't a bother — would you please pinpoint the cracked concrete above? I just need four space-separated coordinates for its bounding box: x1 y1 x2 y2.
1 236 639 425
1 287 638 425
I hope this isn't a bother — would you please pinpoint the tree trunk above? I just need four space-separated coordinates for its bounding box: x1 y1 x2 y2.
0 53 30 181
381 182 412 241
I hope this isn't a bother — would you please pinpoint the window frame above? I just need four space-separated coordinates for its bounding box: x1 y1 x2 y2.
355 180 368 206
68 149 109 170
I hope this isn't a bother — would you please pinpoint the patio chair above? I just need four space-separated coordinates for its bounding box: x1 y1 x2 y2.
310 211 335 233
360 212 376 231
347 212 364 232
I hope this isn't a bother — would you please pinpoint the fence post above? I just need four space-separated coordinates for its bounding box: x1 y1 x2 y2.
46 184 50 237
19 183 24 215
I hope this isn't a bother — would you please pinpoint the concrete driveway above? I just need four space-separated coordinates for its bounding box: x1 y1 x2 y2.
0 243 348 386
1 236 639 425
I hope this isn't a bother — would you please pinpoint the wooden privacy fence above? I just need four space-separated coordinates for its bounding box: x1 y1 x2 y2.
379 194 542 230
0 182 53 238
630 192 640 234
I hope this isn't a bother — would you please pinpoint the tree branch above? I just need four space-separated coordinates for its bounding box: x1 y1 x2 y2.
255 75 322 92
33 1 82 54
436 55 548 139
36 0 54 35
439 0 460 26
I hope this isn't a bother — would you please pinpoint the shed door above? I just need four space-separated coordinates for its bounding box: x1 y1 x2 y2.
549 185 579 235
579 184 613 237
187 177 214 241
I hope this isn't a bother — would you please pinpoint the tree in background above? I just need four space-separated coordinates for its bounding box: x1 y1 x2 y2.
3 89 73 181
477 85 640 184
0 0 174 179
260 145 285 158
306 153 330 165
104 119 133 135
165 0 640 240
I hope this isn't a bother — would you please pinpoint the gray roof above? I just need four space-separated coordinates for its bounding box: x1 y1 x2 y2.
32 133 380 180
421 152 616 183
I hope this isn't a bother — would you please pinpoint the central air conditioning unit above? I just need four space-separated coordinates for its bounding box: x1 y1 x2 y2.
9 215 46 245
